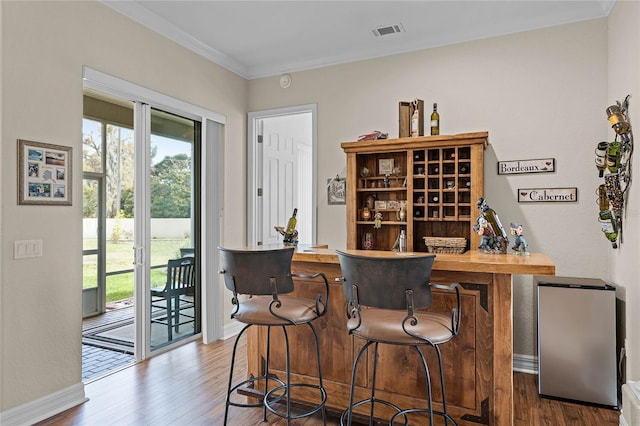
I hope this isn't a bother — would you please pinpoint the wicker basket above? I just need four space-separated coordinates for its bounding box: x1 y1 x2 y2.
423 237 467 254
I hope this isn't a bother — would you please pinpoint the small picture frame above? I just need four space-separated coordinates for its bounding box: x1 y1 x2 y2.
378 158 394 175
18 139 72 205
327 177 346 205
374 200 387 210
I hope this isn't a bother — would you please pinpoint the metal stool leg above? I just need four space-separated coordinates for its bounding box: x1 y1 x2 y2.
308 322 327 425
224 324 250 425
344 341 372 425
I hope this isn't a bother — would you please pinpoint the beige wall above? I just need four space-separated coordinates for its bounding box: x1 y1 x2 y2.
0 1 247 411
608 0 640 381
248 18 613 360
1 0 639 417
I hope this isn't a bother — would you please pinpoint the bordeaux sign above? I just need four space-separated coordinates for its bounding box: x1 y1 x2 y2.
518 187 577 203
498 158 555 175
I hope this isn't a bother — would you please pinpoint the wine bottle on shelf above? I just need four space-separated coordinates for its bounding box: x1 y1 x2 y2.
411 106 420 137
430 103 440 135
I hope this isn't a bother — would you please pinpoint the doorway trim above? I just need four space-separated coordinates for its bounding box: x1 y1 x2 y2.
247 104 317 246
82 66 225 355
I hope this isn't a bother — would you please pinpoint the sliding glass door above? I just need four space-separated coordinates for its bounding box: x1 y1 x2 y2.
83 94 202 365
147 108 201 350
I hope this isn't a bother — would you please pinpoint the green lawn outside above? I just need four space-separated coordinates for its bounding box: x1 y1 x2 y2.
83 238 191 303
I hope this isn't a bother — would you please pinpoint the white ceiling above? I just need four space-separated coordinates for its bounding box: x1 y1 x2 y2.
103 0 615 80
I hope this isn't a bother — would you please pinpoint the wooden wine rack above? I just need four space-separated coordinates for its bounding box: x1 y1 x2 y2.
341 132 488 252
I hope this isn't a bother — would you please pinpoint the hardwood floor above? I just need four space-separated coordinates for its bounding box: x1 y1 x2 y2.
38 337 620 425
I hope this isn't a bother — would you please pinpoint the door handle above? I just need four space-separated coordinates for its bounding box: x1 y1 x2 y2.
133 246 144 266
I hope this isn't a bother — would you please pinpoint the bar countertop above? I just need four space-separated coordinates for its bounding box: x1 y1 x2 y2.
293 246 556 276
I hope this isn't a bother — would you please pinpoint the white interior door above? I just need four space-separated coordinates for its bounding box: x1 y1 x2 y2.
248 106 315 246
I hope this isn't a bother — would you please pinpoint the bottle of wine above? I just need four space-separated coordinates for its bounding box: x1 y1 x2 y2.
597 184 609 211
430 103 440 135
606 140 621 173
411 106 420 137
599 209 618 248
285 208 298 236
477 198 509 252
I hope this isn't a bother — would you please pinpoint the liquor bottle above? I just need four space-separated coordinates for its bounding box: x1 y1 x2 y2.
430 103 440 135
599 209 618 248
285 208 297 236
398 230 407 252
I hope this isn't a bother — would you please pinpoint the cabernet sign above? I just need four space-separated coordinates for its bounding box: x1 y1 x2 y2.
518 187 577 203
498 158 555 175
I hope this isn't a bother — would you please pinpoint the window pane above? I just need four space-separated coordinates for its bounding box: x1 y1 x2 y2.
82 118 103 173
106 125 135 218
83 253 98 290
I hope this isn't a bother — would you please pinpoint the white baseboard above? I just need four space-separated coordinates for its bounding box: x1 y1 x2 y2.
513 353 538 374
222 320 245 340
0 383 86 426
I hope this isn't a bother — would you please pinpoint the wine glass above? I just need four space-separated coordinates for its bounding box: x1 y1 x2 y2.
360 166 370 187
392 166 402 183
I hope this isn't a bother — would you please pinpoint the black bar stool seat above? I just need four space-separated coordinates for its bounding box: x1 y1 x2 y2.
218 246 329 426
336 250 461 426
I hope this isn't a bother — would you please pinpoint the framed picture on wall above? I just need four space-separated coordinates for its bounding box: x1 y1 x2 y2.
378 158 394 175
327 177 346 205
17 139 72 206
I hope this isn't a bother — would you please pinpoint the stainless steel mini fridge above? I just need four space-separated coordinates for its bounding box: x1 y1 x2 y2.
536 276 618 408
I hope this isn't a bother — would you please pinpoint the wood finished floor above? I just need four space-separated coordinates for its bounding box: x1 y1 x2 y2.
38 337 620 425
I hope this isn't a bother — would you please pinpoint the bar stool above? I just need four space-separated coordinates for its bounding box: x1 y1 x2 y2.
336 250 461 425
218 246 329 425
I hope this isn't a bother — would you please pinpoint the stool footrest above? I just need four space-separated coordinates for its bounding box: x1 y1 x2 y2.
265 383 327 420
227 374 285 410
341 398 458 426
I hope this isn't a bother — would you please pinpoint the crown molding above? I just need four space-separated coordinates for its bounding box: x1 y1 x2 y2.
100 1 251 79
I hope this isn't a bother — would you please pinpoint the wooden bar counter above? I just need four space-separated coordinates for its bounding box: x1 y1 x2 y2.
245 247 555 425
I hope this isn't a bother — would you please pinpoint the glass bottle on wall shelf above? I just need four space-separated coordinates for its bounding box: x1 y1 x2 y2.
430 103 440 135
599 210 618 249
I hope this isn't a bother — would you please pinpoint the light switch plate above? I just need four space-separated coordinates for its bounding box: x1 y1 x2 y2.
14 240 43 259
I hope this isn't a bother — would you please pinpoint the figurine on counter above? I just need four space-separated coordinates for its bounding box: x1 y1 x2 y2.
473 197 509 253
474 217 495 251
510 222 529 255
274 226 299 245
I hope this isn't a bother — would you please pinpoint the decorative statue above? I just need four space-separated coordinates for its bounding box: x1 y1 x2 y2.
474 217 495 251
473 197 509 253
510 222 529 255
373 211 383 229
273 226 298 246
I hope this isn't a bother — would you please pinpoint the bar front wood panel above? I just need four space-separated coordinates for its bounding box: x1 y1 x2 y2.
245 250 554 425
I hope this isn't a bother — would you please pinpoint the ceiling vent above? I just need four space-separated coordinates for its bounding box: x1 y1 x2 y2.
372 24 405 37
